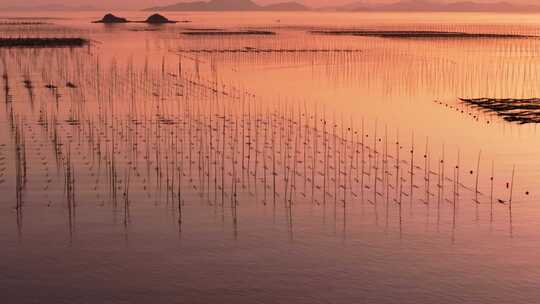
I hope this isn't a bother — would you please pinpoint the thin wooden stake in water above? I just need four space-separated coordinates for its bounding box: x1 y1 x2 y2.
474 150 481 204
509 164 515 237
490 160 494 223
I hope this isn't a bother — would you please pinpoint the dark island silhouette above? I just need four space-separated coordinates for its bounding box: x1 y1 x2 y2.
93 13 177 24
144 13 178 24
93 13 129 23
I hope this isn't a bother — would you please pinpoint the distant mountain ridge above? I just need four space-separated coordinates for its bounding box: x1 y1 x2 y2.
3 0 540 13
2 4 101 11
331 0 540 12
143 0 310 11
264 2 310 11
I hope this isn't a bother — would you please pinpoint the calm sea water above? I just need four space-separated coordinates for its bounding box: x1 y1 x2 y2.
1 11 540 304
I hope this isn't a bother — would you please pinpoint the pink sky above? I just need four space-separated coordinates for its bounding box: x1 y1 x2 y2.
1 0 537 9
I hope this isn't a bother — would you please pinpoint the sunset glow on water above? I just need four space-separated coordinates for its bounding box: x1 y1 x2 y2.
2 9 540 303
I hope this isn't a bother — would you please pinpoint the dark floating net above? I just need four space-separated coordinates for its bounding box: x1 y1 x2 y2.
310 30 534 39
0 38 88 48
182 30 276 36
460 98 540 124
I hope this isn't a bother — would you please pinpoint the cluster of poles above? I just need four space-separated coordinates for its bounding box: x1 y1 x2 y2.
0 46 522 240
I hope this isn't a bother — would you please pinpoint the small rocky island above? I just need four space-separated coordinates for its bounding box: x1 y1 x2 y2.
92 13 178 24
93 13 129 23
144 14 177 24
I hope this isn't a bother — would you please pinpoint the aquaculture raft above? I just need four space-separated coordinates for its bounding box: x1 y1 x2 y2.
0 38 88 48
460 98 540 124
182 30 276 36
310 30 534 39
